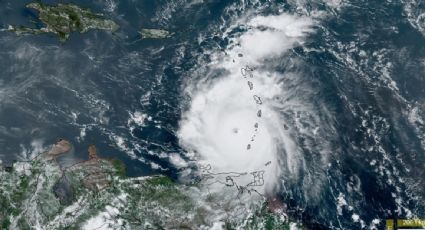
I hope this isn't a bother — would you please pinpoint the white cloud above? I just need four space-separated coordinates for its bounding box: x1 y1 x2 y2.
178 12 315 194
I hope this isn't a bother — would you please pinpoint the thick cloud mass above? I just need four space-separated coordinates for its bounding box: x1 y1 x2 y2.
178 13 314 193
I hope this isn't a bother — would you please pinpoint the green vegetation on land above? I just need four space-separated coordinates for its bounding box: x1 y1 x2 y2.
140 28 172 39
0 144 295 229
8 2 119 41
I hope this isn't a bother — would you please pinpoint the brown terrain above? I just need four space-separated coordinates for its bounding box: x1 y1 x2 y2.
268 196 287 214
41 138 72 161
73 144 111 191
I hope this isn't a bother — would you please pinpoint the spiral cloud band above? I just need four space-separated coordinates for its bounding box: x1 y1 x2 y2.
178 13 315 194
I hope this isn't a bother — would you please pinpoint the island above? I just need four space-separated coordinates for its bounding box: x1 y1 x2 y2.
8 2 119 41
140 28 172 39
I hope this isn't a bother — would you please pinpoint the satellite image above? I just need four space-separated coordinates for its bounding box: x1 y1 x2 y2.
0 0 425 229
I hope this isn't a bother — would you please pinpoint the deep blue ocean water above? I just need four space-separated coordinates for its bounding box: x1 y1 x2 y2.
0 0 425 229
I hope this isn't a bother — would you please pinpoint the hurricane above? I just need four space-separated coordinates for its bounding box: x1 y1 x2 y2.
178 12 322 195
1 0 425 229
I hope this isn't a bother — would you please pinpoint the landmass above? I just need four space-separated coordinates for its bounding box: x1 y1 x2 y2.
140 28 172 39
8 2 119 41
0 139 296 229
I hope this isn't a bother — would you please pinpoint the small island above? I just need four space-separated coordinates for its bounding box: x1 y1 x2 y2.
8 2 119 41
140 28 172 39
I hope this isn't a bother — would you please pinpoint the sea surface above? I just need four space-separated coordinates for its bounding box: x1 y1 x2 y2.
0 0 425 229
